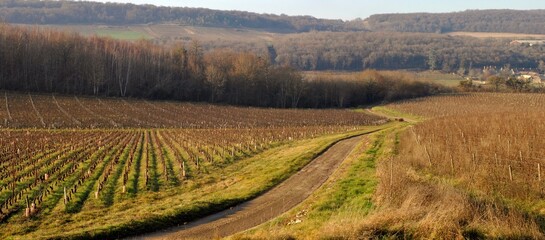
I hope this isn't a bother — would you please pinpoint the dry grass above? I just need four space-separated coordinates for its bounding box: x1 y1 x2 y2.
385 92 545 118
229 93 545 239
361 93 545 238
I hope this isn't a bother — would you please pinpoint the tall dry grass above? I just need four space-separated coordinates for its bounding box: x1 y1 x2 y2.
356 93 545 238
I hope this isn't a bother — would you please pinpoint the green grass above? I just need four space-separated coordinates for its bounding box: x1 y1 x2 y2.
94 29 151 40
371 106 425 122
230 123 408 239
2 125 391 240
416 71 464 87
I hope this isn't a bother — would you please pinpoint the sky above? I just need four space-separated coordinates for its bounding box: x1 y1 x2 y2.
96 0 545 20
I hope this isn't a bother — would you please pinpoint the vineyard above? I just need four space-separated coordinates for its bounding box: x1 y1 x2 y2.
370 93 545 238
0 92 380 129
385 93 545 202
383 92 545 118
0 92 384 239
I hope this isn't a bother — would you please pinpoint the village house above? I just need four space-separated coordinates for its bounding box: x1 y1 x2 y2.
517 71 544 84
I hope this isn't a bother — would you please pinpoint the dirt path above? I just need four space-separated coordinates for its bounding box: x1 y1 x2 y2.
132 135 366 240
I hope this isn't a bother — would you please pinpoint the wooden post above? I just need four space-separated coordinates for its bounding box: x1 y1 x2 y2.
450 155 454 175
63 187 67 204
182 161 186 178
538 163 542 182
509 165 513 181
494 153 498 165
25 196 30 217
30 203 36 215
389 158 394 187
507 140 510 157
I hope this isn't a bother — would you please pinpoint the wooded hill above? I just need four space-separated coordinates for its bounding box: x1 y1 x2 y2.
0 0 364 32
206 31 545 71
365 10 545 34
2 1 545 72
2 1 545 34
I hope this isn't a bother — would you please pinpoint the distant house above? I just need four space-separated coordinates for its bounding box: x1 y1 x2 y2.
510 40 545 46
517 71 543 83
466 77 486 85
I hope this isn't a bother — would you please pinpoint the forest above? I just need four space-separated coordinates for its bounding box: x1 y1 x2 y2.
206 31 545 71
4 1 545 35
0 24 447 108
366 10 545 34
3 1 545 71
0 0 364 32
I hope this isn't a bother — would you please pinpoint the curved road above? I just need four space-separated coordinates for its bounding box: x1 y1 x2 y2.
132 135 366 240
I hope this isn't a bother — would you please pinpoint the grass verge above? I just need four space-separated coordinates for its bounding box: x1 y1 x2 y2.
230 123 408 239
371 106 424 122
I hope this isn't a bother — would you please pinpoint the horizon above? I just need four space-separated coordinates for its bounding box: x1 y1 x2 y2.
95 0 545 20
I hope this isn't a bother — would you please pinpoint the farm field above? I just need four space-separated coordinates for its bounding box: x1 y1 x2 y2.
232 92 545 239
16 24 278 43
303 70 463 87
0 92 385 239
372 93 545 238
446 31 545 39
0 92 379 129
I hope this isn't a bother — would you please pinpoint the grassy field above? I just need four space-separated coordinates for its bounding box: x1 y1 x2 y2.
413 71 464 87
15 25 152 40
15 24 278 43
94 29 151 40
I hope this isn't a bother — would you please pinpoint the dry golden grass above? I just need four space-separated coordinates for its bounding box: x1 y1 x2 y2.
365 92 545 238
386 92 545 118
229 93 545 239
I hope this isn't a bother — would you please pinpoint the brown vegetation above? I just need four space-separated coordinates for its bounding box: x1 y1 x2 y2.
0 92 383 129
359 93 545 238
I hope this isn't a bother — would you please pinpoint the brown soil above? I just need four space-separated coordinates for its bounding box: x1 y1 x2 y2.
135 135 365 240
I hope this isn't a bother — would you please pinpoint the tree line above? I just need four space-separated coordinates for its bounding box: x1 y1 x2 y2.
0 24 448 108
200 31 545 72
0 0 364 33
366 10 545 34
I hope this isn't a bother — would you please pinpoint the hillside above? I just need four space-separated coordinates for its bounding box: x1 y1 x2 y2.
3 2 545 35
0 0 364 33
365 9 545 34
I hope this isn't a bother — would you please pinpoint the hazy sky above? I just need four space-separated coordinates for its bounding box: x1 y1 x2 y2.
96 0 545 20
